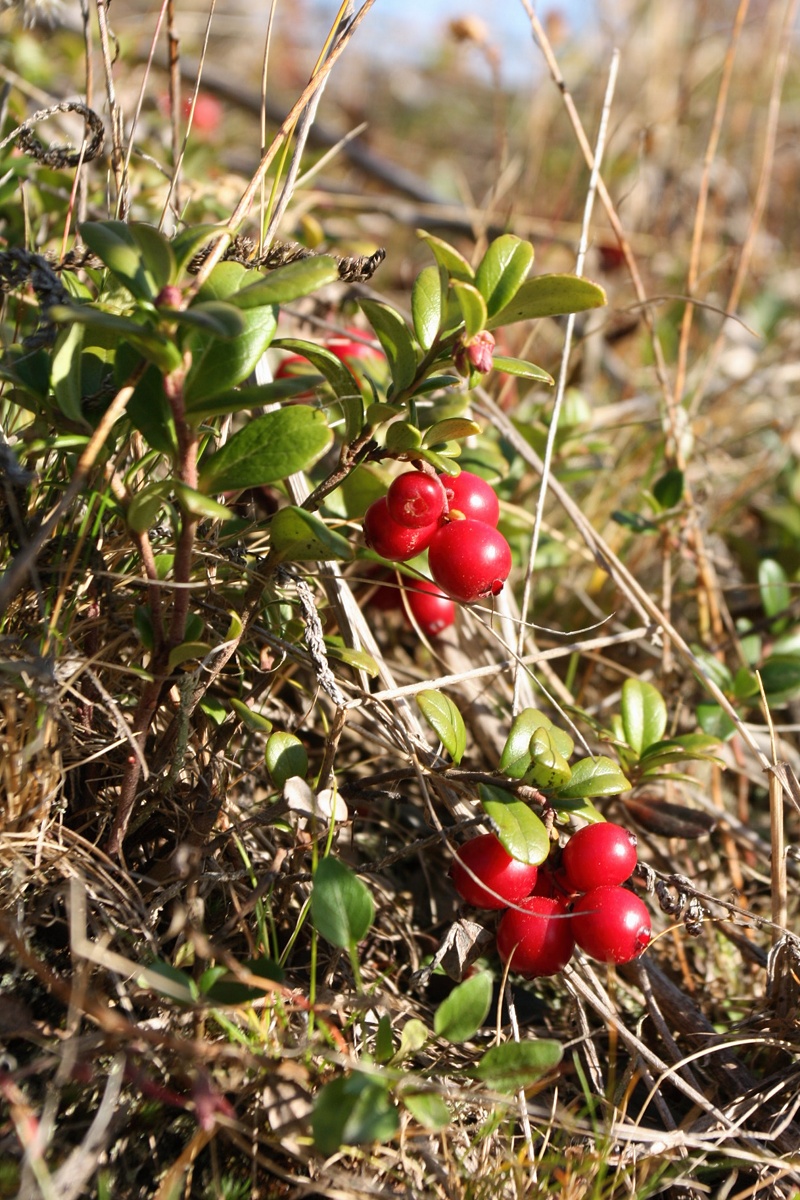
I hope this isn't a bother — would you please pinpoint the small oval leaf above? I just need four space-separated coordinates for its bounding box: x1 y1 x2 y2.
491 355 554 384
433 971 492 1043
358 299 418 394
475 234 534 317
620 679 668 756
232 255 340 307
487 274 606 329
479 784 550 865
199 406 332 492
471 1039 563 1092
411 264 443 350
555 755 631 800
311 856 375 947
451 280 488 339
265 731 308 788
270 506 354 562
417 689 467 764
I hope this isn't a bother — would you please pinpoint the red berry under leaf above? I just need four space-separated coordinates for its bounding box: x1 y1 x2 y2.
428 519 512 603
497 895 575 978
442 471 500 526
387 471 446 529
450 833 538 910
561 821 638 893
363 498 438 562
404 579 455 637
571 885 652 964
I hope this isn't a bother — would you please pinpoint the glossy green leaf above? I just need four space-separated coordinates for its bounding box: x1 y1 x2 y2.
411 264 443 349
491 355 554 384
311 1072 398 1156
124 358 178 457
232 255 340 307
451 280 488 339
265 731 308 787
487 274 606 330
183 304 277 405
652 468 685 510
270 505 353 562
433 971 492 1043
358 299 418 394
51 322 87 426
311 856 375 947
471 1039 563 1092
732 666 760 701
418 230 475 281
273 338 361 399
384 420 423 451
691 645 734 692
127 480 172 534
499 710 573 780
199 406 332 492
229 697 273 734
417 689 467 764
165 300 245 338
129 222 176 293
173 483 232 520
479 784 550 864
195 260 250 300
475 235 534 317
167 641 212 671
695 700 738 739
525 728 572 790
759 559 791 621
78 220 160 301
184 377 319 420
422 417 481 446
402 1091 450 1130
758 655 800 704
620 679 667 757
416 446 461 473
555 755 630 800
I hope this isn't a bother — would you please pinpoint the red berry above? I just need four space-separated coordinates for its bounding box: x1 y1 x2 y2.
450 833 538 910
363 497 438 562
497 895 575 978
561 822 638 893
531 863 576 901
428 519 512 603
571 886 652 964
404 579 455 637
442 471 500 526
386 471 446 529
182 92 223 136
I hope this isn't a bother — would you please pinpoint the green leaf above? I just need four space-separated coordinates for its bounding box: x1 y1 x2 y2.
183 304 277 405
129 223 176 292
652 468 684 510
691 645 734 693
166 300 245 338
232 255 340 307
311 856 375 947
123 357 178 456
265 731 308 787
402 1091 450 1130
167 641 212 671
173 483 232 520
555 755 631 800
170 224 222 274
620 679 667 757
422 418 481 446
451 280 488 339
78 220 162 301
471 1039 563 1092
417 689 467 764
229 697 273 734
479 784 550 865
358 299 418 395
411 264 443 350
384 420 423 451
127 480 172 534
759 655 800 704
311 1072 398 1156
487 274 606 330
391 1018 429 1064
184 378 317 420
433 971 492 1043
758 559 791 621
475 235 534 317
200 954 284 1004
418 230 475 281
375 1015 395 1064
524 728 572 790
199 406 332 492
51 321 87 426
491 355 554 384
269 505 354 562
273 338 365 444
695 700 738 739
142 960 197 1003
499 710 573 779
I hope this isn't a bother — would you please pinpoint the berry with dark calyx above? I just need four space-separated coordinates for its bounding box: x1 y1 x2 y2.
387 471 446 529
497 895 575 978
561 821 638 893
404 579 455 637
428 519 512 603
442 470 500 526
450 833 538 910
571 885 652 964
363 497 438 562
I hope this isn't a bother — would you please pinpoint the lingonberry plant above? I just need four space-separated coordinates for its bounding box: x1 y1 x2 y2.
496 895 576 978
571 886 652 964
450 832 539 909
561 821 639 892
427 518 512 602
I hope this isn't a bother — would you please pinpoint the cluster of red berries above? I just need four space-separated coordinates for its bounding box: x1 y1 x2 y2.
450 822 652 977
363 470 512 605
